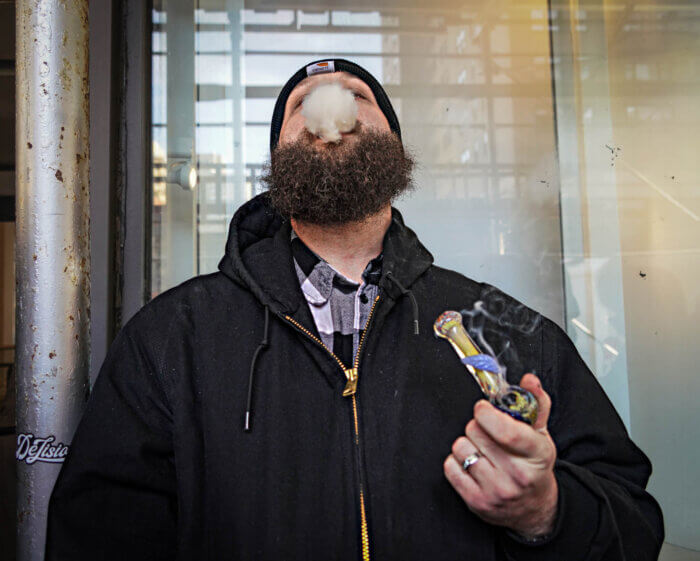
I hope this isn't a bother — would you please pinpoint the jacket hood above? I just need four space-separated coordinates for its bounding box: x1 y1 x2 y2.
218 193 434 314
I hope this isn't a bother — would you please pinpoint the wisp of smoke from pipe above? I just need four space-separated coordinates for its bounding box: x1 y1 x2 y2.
460 287 542 379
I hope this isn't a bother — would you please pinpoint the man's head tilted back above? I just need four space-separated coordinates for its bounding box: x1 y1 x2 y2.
263 59 414 226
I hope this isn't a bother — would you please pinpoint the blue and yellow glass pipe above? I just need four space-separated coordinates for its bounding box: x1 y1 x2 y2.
434 311 538 425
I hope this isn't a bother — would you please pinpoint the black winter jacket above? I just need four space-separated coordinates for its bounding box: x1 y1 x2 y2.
46 194 664 560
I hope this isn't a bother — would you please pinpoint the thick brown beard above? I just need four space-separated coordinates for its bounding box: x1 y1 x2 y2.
263 129 414 226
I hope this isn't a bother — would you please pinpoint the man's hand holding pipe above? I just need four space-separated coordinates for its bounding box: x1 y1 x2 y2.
443 374 558 539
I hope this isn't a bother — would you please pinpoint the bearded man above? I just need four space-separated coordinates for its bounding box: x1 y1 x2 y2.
46 60 663 560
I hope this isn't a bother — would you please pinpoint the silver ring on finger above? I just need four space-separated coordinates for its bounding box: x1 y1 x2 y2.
462 451 482 471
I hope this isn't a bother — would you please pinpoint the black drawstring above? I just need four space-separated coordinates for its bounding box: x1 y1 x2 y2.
244 305 270 432
385 272 420 335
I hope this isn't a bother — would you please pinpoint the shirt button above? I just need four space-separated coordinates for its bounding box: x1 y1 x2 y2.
360 293 369 304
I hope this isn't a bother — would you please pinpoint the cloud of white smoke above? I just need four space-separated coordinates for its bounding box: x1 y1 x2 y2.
302 82 358 143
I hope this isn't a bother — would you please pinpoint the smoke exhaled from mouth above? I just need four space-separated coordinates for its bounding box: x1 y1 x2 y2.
263 129 414 226
302 82 358 143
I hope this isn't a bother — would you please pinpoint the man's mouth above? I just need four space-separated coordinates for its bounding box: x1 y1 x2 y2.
307 125 361 147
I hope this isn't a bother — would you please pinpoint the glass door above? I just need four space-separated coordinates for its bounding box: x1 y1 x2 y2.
149 3 700 557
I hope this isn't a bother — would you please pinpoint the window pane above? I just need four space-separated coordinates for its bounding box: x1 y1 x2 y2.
550 0 700 553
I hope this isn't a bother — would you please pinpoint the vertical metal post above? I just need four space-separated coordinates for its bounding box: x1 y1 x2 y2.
15 2 90 560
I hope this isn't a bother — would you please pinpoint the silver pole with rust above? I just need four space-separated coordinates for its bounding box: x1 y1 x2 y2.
15 1 90 559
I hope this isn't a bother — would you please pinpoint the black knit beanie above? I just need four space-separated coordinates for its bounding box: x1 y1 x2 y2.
269 58 401 153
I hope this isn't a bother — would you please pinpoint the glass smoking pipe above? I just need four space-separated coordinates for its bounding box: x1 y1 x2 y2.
434 311 538 425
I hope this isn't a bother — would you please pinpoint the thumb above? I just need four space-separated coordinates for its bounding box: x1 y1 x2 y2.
520 373 551 431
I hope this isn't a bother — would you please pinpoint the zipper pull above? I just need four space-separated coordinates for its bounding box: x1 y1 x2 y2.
343 367 358 397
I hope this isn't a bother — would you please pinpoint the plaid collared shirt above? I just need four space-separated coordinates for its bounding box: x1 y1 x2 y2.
291 231 382 367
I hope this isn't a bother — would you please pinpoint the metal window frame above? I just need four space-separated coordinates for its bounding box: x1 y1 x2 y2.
89 0 152 384
89 0 118 385
117 0 153 332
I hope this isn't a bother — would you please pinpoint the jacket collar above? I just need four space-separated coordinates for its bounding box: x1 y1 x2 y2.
378 209 434 301
218 193 434 314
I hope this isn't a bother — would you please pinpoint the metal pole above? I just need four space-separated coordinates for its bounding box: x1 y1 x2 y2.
15 2 90 560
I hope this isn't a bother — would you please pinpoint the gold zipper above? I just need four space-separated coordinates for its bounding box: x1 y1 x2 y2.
349 296 380 395
354 394 371 561
283 295 380 397
282 315 347 372
359 482 371 561
283 294 380 561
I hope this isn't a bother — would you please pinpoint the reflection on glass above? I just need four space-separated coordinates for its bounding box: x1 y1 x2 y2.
151 1 700 556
